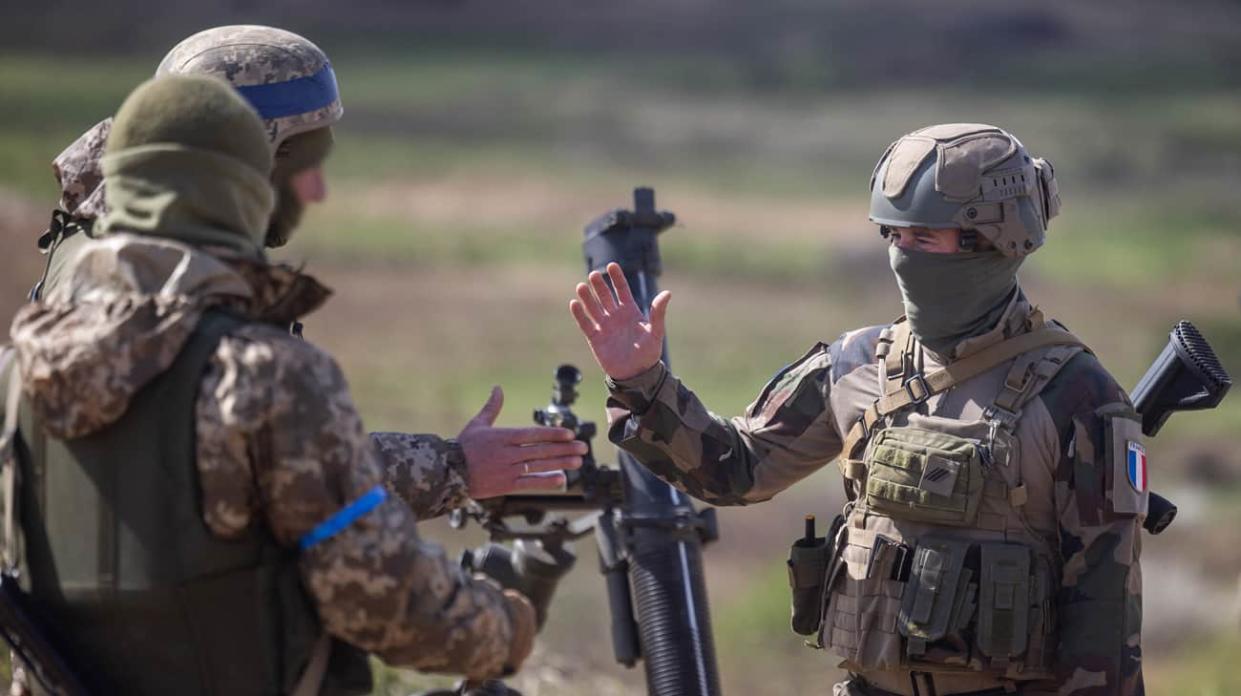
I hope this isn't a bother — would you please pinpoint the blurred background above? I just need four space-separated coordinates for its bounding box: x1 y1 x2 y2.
2 1 1240 693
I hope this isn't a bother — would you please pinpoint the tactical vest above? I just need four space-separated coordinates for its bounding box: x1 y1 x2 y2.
5 311 371 695
819 317 1087 685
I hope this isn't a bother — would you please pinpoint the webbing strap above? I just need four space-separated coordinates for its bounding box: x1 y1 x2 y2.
842 327 1086 461
291 632 332 696
0 348 22 571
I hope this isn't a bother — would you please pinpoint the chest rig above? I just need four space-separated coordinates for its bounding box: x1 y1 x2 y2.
820 315 1087 684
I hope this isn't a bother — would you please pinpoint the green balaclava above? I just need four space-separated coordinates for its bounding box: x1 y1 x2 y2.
888 246 1024 357
97 75 274 258
266 126 334 247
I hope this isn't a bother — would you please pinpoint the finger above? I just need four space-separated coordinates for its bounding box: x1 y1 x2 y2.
649 290 672 342
508 441 588 465
511 471 568 491
569 299 599 336
607 262 636 308
502 426 577 445
588 270 618 313
470 385 504 427
575 282 606 322
518 456 584 475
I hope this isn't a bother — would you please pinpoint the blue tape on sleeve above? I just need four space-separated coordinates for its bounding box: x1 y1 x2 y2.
299 484 388 551
235 64 340 120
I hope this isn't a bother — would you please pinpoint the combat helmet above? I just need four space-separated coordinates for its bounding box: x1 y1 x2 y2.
155 25 343 147
868 123 1060 257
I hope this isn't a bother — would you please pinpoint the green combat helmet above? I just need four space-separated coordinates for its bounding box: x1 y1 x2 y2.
868 123 1060 256
155 25 343 149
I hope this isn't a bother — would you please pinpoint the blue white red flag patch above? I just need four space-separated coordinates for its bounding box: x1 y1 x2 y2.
1126 441 1147 493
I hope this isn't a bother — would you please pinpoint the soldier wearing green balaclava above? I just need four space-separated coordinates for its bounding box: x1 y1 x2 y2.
868 123 1060 357
98 75 274 258
570 123 1146 696
5 74 543 695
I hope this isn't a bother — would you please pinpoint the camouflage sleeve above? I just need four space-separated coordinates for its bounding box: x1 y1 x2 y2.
370 432 470 521
195 324 518 679
606 343 841 505
1050 357 1145 695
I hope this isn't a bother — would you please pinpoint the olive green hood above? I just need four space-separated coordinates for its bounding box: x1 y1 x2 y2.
95 75 275 259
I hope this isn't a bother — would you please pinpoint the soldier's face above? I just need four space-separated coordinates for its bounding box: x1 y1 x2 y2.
290 166 327 206
888 227 961 254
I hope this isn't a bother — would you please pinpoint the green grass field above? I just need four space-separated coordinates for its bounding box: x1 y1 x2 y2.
1 49 1239 694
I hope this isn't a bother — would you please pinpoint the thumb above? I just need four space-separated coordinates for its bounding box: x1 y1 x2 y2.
649 290 672 341
471 385 504 427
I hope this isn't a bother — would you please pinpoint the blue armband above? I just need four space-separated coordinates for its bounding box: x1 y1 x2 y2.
299 485 388 551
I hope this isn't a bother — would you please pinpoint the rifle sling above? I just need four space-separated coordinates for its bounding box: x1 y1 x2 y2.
841 327 1086 463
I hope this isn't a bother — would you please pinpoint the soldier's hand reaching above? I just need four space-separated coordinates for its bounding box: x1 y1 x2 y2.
570 262 671 381
458 386 586 499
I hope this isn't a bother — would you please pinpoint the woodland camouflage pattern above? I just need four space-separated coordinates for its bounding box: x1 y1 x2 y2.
607 295 1143 695
8 234 512 679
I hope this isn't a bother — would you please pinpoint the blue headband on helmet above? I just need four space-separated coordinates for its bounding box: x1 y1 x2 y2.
234 63 339 120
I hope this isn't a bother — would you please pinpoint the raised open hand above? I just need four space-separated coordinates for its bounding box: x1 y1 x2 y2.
569 262 671 381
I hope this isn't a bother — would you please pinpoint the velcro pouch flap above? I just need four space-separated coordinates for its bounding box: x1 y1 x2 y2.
864 427 985 527
898 537 971 653
976 543 1031 661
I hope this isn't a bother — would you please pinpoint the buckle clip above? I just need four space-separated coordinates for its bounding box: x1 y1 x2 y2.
903 374 931 405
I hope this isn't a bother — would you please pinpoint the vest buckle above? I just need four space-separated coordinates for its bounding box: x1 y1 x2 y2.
903 374 931 405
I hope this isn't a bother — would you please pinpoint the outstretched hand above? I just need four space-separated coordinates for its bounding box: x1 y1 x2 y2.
458 386 586 499
569 262 671 381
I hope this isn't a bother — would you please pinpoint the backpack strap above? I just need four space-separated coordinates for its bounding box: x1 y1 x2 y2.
840 326 1087 464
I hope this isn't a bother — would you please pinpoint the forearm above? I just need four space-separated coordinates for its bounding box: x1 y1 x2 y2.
370 432 469 520
301 496 516 679
607 355 839 505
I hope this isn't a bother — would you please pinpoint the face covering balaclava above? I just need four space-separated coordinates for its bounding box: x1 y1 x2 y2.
97 75 274 259
266 126 334 248
888 245 1024 357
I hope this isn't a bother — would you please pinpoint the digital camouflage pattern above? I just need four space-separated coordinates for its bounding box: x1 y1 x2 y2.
8 234 518 679
41 24 343 236
51 118 111 219
156 25 344 146
607 295 1144 695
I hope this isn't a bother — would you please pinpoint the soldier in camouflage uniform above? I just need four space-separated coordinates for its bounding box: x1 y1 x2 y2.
1 75 567 695
30 25 581 547
570 124 1144 695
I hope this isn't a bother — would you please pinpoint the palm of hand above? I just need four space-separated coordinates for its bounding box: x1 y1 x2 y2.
570 263 671 381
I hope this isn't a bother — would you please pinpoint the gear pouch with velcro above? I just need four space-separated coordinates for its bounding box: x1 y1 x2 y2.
897 537 975 661
863 427 986 526
975 542 1052 670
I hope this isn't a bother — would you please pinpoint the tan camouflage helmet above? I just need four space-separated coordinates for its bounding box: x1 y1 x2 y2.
868 123 1061 257
155 25 343 147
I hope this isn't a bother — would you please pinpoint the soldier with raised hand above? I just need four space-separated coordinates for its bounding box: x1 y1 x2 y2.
30 24 580 529
570 124 1144 695
1 75 549 694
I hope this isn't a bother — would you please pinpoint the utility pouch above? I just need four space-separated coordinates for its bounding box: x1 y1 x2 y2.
787 515 843 636
897 537 975 658
975 543 1032 663
863 427 986 526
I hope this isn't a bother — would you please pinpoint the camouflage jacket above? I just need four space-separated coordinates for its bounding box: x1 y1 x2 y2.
38 121 470 518
607 295 1144 695
7 235 512 679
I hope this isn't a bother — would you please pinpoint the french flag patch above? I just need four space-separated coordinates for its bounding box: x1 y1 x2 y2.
1127 441 1148 493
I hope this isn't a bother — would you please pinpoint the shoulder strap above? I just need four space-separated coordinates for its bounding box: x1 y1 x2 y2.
0 347 23 571
987 341 1088 429
841 326 1087 460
